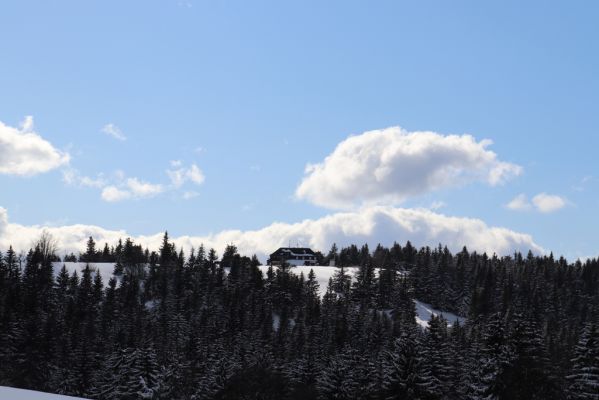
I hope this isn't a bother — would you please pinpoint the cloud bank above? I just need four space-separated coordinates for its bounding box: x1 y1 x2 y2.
0 206 543 262
296 127 522 209
0 117 70 176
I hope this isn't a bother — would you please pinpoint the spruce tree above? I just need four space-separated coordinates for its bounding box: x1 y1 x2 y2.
567 321 599 400
384 327 427 400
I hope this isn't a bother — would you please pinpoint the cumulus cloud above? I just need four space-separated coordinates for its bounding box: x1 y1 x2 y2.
532 193 566 213
166 161 205 187
506 193 566 213
506 194 532 211
296 127 522 209
101 186 132 202
0 206 543 262
126 178 164 197
0 116 70 176
101 123 126 141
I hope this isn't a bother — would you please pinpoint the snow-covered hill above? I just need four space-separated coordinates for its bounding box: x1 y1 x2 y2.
0 386 88 399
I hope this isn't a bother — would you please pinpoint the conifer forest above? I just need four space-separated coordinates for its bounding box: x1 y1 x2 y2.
1 233 598 399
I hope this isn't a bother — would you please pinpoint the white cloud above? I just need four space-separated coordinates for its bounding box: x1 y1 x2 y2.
126 178 164 197
63 161 198 203
62 168 106 188
101 186 131 202
100 178 164 203
0 206 543 262
101 123 126 141
167 169 185 187
186 164 205 184
63 169 164 203
167 162 205 188
0 117 70 176
506 193 567 213
506 194 532 211
532 193 566 213
296 127 522 209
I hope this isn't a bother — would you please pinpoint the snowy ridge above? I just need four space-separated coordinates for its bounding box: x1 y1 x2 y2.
0 386 88 399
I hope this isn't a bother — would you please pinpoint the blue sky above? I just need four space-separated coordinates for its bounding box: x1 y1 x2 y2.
1 0 598 260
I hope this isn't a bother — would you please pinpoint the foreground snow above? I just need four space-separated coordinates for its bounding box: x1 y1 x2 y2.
0 386 88 399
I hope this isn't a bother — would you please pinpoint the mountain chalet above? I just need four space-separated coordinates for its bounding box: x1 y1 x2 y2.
267 247 318 266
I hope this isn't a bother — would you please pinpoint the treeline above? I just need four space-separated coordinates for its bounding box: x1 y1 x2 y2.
60 237 149 263
1 233 599 399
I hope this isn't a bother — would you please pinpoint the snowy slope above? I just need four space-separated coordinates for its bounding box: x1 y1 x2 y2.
257 265 360 297
0 386 88 399
257 265 411 297
48 263 466 327
51 262 116 284
51 263 356 297
414 300 466 329
259 266 468 328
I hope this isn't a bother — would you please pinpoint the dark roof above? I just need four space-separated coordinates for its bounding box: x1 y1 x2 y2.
270 247 316 257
